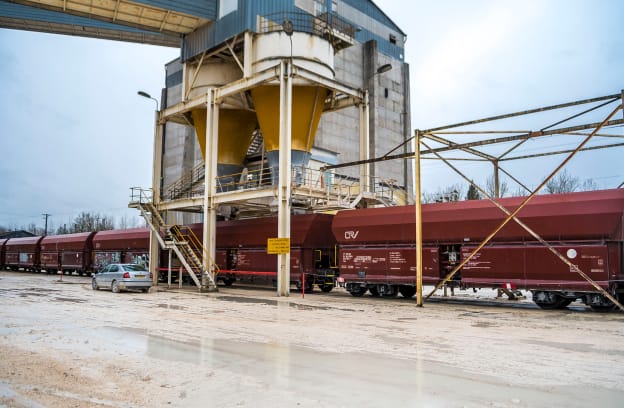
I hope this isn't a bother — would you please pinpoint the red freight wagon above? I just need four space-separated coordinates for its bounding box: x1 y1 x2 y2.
215 214 337 291
39 232 96 275
333 189 624 310
4 236 44 272
92 228 150 272
0 239 7 269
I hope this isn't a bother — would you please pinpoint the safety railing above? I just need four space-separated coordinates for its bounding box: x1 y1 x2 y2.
129 186 153 205
258 11 355 46
163 162 205 201
158 164 405 208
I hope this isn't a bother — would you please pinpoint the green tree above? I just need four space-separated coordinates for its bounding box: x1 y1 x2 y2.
466 182 481 200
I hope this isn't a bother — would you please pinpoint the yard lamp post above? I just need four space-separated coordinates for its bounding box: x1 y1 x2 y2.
137 90 162 286
137 91 159 110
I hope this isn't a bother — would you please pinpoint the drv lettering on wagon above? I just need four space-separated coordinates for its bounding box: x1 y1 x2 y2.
345 230 359 240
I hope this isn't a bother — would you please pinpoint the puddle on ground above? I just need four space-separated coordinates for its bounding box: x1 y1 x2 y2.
217 295 278 306
53 297 86 303
523 339 595 353
157 303 187 310
217 295 331 311
471 321 497 328
96 326 624 407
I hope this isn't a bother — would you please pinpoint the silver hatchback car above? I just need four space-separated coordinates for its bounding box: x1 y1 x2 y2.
92 263 152 293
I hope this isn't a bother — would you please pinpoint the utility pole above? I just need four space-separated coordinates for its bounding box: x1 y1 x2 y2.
42 213 50 236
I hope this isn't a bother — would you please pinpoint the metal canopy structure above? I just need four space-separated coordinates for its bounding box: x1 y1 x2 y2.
0 0 213 46
325 91 624 310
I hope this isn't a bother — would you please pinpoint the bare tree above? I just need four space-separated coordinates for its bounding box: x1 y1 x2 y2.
510 187 530 197
545 169 580 194
423 184 464 203
56 223 70 235
26 222 41 235
484 175 509 198
117 214 140 230
581 178 599 191
70 212 115 233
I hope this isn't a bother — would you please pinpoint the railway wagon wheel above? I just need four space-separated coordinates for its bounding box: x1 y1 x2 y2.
532 291 569 310
348 286 367 297
586 293 618 312
399 285 416 299
319 284 334 293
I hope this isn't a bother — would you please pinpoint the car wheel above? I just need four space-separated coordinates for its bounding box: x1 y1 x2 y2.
111 280 121 293
92 279 99 290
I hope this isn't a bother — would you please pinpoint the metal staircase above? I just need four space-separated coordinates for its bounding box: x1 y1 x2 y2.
163 162 205 201
129 188 219 291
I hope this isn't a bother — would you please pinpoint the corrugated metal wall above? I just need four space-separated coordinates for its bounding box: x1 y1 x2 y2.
336 0 405 61
182 0 299 61
340 0 404 35
182 0 405 62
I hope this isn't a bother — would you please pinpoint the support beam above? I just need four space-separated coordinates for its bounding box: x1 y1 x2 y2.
149 110 163 285
359 91 370 194
277 60 293 297
424 103 624 311
202 89 218 292
414 130 423 307
321 118 624 172
422 136 624 312
493 161 500 198
243 31 253 79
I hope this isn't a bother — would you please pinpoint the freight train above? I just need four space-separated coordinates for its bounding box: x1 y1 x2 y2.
1 189 623 311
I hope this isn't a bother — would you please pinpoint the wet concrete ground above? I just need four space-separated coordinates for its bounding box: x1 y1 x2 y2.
1 271 623 407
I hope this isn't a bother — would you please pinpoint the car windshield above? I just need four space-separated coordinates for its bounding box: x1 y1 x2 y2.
122 264 147 271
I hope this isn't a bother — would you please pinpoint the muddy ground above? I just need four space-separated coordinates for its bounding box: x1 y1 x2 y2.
1 271 623 407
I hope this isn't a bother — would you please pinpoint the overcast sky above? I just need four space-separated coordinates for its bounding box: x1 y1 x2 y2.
0 0 622 230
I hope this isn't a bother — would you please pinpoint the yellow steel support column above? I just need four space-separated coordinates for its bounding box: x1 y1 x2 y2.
202 88 219 292
359 90 370 194
149 110 163 286
277 60 293 297
414 130 423 307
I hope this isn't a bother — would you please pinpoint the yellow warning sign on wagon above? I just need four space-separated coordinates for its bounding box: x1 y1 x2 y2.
267 238 290 254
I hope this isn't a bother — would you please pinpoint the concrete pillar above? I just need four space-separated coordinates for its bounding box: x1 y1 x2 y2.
149 110 163 285
414 130 423 307
202 88 218 291
359 90 370 194
277 60 292 297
